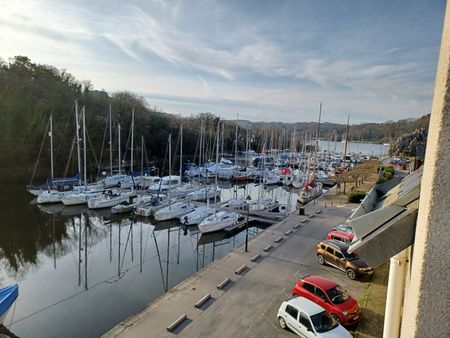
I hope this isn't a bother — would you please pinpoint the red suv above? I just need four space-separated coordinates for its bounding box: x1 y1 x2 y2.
327 224 354 243
292 275 361 326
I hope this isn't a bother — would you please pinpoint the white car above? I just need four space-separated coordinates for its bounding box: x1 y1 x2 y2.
277 297 353 337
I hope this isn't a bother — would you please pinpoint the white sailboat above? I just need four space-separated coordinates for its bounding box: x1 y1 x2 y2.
148 175 182 191
134 195 169 217
88 190 136 209
179 205 215 225
111 194 155 214
297 103 324 204
186 187 220 201
154 201 195 221
198 120 240 233
198 211 239 233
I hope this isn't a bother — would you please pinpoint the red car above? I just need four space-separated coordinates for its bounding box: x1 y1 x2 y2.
292 275 361 326
327 224 354 243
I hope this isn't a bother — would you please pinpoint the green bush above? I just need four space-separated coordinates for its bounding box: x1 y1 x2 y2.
348 191 367 203
384 166 395 174
384 171 394 179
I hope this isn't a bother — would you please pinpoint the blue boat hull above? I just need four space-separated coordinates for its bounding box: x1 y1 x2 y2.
0 284 19 325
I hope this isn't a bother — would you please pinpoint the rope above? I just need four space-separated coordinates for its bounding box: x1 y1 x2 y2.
86 127 100 176
63 133 76 179
29 118 50 187
96 112 109 178
8 298 17 328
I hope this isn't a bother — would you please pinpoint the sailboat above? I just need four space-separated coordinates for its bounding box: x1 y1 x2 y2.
297 103 324 204
0 284 19 325
198 211 240 233
88 111 136 209
37 112 83 204
153 133 194 221
198 120 239 233
179 205 215 225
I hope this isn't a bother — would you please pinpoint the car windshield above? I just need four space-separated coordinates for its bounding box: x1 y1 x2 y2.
310 311 339 333
326 285 350 304
342 248 359 261
336 224 352 233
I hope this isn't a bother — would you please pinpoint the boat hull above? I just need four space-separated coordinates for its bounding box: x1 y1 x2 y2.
0 284 19 325
198 212 239 233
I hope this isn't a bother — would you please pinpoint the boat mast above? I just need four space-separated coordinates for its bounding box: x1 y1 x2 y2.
214 120 220 207
179 124 183 178
234 114 238 166
50 114 54 181
118 124 121 174
343 114 350 167
75 101 82 186
131 109 134 175
221 122 224 160
314 102 322 178
141 135 144 177
168 133 172 209
109 104 113 176
245 128 249 167
83 106 87 188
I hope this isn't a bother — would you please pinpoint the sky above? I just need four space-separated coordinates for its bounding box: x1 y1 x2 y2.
0 0 446 124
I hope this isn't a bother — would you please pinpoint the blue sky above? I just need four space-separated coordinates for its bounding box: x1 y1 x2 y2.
0 0 446 123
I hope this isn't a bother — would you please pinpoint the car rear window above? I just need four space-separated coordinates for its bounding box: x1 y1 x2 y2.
302 282 315 293
286 305 298 319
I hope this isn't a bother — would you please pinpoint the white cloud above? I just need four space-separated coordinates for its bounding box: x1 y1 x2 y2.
0 0 441 123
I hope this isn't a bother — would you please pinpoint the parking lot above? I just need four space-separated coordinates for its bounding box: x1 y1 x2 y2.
104 204 373 338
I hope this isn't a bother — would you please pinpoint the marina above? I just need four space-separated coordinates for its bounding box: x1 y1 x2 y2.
0 181 294 338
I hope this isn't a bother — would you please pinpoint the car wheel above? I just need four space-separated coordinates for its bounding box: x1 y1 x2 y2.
317 254 325 265
278 316 287 329
346 269 356 280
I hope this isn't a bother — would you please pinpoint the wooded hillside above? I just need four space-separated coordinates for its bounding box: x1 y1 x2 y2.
0 56 430 182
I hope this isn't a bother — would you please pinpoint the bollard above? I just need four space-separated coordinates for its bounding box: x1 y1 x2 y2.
275 236 283 243
315 209 321 214
217 277 231 290
235 264 248 275
263 244 273 252
167 314 187 332
308 214 315 218
285 230 292 235
194 294 211 308
301 219 308 223
293 224 301 229
251 253 261 262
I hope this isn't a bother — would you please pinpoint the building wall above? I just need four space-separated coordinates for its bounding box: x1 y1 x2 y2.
400 2 450 337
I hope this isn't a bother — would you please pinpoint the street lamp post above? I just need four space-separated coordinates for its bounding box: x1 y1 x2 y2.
245 195 251 252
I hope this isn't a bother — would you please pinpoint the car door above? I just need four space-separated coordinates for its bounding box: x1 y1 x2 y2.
298 312 317 338
325 245 340 268
334 249 347 271
314 286 333 313
284 304 303 336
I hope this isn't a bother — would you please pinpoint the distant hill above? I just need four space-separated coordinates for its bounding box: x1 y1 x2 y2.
227 114 431 143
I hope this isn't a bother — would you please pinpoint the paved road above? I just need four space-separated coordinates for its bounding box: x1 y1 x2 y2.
104 204 367 338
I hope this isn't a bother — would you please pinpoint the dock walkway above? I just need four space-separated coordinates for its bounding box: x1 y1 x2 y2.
103 203 366 338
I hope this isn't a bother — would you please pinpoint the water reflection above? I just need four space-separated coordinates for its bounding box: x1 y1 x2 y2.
0 182 291 337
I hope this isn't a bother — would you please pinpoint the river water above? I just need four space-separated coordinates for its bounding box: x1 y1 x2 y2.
317 140 389 156
0 181 296 338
